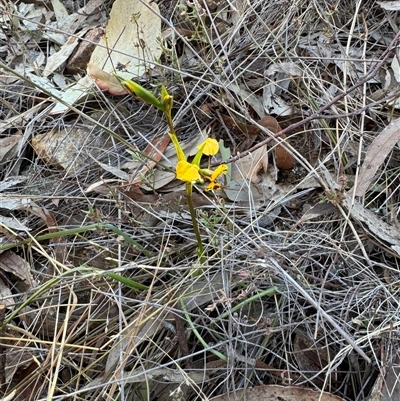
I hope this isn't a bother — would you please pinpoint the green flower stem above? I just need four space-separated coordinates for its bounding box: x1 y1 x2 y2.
165 113 176 137
164 113 186 162
163 110 206 266
186 182 206 265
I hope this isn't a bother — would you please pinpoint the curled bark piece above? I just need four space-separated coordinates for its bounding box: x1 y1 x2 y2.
219 114 295 170
258 116 295 170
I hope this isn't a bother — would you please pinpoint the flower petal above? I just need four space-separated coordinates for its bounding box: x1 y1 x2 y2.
205 182 222 191
176 160 200 182
203 164 227 191
210 164 228 181
198 138 219 156
169 133 186 162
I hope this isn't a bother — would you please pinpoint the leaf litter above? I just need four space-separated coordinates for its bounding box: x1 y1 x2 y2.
1 0 400 400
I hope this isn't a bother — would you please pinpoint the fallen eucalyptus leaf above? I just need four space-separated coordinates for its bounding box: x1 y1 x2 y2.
0 251 34 288
353 118 400 197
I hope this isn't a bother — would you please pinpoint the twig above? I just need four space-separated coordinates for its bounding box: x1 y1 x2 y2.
173 308 192 368
319 90 400 119
0 304 5 393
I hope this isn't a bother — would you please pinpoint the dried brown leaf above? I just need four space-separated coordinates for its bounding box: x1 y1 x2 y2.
87 63 128 96
378 1 400 10
321 166 400 249
0 278 14 309
43 31 87 77
0 134 23 164
51 0 161 113
354 118 400 197
0 251 34 288
232 145 269 184
89 0 161 81
0 215 31 232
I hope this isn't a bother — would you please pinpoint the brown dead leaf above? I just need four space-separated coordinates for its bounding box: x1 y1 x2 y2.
320 165 400 250
0 216 30 232
291 202 339 231
87 63 128 96
354 118 400 197
43 30 87 77
263 62 303 115
293 332 338 386
0 251 34 289
86 133 171 194
128 133 171 187
210 384 346 401
378 1 400 10
220 114 260 150
225 82 265 118
89 0 162 81
31 127 111 171
230 145 268 184
0 134 23 164
51 0 161 113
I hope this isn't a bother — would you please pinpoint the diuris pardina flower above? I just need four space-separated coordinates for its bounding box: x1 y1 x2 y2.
115 76 227 190
116 75 228 263
204 164 228 191
176 138 227 189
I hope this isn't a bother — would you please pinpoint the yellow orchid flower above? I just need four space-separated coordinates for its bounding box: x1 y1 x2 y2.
113 75 227 264
210 164 228 180
205 182 222 191
175 138 227 188
204 164 228 191
199 138 219 156
192 137 219 167
176 160 201 182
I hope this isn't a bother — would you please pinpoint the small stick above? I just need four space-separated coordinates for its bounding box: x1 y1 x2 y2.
0 304 6 392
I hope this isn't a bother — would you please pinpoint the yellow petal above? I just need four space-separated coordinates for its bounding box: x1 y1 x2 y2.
198 138 219 156
203 164 227 191
210 164 228 181
176 160 200 182
169 133 186 162
205 182 221 191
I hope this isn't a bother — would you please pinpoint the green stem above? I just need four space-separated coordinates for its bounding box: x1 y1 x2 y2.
180 298 227 361
163 110 206 267
165 114 176 137
165 113 186 162
0 223 153 257
215 287 279 321
186 182 206 265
